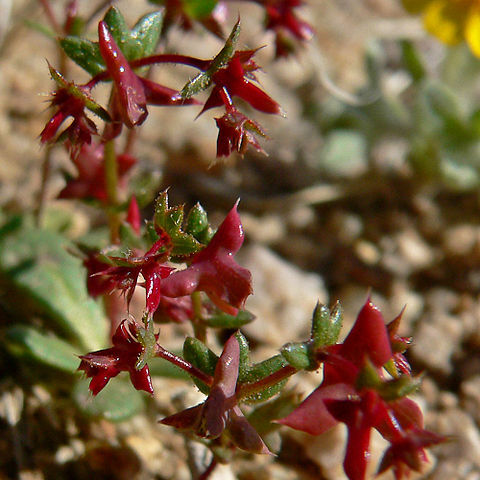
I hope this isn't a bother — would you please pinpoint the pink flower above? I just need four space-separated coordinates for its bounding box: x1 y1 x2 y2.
58 142 136 203
161 202 252 315
78 320 154 395
160 334 270 454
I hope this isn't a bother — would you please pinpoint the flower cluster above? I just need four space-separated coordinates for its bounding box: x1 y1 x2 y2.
278 300 444 480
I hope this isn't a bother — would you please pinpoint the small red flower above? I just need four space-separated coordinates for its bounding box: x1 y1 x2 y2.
215 102 267 157
58 142 136 202
78 320 154 395
277 300 441 480
160 334 270 454
161 202 252 315
200 50 282 116
262 0 314 57
41 66 107 146
85 235 173 315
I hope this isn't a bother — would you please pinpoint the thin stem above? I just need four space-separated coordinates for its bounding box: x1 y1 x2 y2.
198 458 217 480
103 139 120 243
191 291 207 343
155 345 214 387
236 365 297 400
85 54 211 88
38 0 61 34
35 145 53 227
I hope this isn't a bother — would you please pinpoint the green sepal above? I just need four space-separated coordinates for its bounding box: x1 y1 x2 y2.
204 309 255 328
280 342 317 371
379 375 423 402
153 191 202 257
59 37 105 76
6 325 79 373
311 301 343 348
135 315 157 370
186 203 209 235
73 377 144 422
180 19 240 99
183 336 218 394
356 358 382 391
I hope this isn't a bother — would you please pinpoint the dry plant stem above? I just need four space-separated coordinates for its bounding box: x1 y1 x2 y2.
155 345 214 386
103 139 121 244
34 145 53 227
191 291 207 343
236 364 297 400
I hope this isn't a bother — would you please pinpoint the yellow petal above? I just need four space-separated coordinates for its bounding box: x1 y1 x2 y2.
465 6 480 56
401 0 433 15
423 0 468 45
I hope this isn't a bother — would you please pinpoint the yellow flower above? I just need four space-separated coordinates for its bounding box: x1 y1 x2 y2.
402 0 480 56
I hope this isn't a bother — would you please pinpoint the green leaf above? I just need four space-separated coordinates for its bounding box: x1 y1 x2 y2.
0 218 108 351
103 7 163 61
131 10 164 57
204 309 255 328
59 37 105 76
311 301 343 348
183 336 218 394
6 325 79 372
180 19 240 98
153 191 202 257
73 377 144 422
280 342 313 370
183 0 218 19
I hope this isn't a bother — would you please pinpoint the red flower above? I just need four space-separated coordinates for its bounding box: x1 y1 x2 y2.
378 427 445 480
161 202 252 315
277 300 441 480
200 50 282 116
58 142 136 203
78 320 154 395
160 334 270 454
263 0 314 57
215 100 267 157
85 235 173 315
41 66 108 146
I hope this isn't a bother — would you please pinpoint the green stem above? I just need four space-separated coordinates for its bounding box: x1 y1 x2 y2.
103 139 121 243
236 365 297 400
191 291 207 342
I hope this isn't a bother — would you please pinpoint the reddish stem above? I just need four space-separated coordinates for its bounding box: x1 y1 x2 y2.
85 54 211 88
155 345 214 387
236 365 297 399
38 0 61 34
